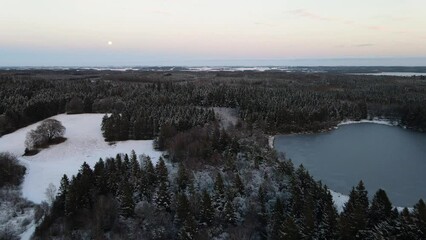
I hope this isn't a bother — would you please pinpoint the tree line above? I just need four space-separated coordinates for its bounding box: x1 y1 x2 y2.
1 71 426 138
33 155 426 239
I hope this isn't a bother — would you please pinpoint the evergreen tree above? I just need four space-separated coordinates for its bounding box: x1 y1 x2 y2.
73 162 95 210
130 150 141 180
224 200 237 226
154 181 171 211
213 172 225 214
339 181 369 240
200 190 214 226
369 189 392 227
65 175 78 216
233 173 244 196
156 157 168 184
176 193 191 224
93 158 109 195
317 186 338 240
120 179 135 217
144 156 157 188
177 162 190 191
278 216 301 240
270 198 285 240
258 185 267 223
178 216 197 240
55 174 69 214
413 199 426 237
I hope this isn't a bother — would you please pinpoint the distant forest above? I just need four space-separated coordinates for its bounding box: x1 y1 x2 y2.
1 70 425 139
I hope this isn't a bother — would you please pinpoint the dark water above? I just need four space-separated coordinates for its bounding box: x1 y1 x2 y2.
275 123 426 206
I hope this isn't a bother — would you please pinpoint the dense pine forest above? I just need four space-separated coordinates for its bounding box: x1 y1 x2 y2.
33 124 426 239
1 70 426 138
1 70 426 239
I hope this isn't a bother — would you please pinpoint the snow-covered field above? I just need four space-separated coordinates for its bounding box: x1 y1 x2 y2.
0 114 161 204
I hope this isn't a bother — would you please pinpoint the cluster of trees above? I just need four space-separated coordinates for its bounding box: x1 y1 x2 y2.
1 70 426 138
25 119 65 152
0 152 26 187
101 107 215 141
34 129 426 239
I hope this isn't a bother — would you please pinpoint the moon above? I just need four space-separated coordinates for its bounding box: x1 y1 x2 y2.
108 41 112 45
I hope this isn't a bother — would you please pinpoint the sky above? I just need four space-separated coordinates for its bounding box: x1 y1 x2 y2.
1 0 426 66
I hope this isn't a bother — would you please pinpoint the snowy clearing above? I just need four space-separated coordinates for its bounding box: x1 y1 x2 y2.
0 114 161 204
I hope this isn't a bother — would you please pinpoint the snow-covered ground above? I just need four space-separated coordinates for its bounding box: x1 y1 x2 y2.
0 114 161 204
329 190 350 213
268 136 275 149
338 119 399 127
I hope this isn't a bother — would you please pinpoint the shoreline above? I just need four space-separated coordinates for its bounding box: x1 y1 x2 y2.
274 118 405 137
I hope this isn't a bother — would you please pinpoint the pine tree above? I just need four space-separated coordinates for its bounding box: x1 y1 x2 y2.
270 198 285 240
224 200 237 226
278 216 301 240
200 190 214 226
258 185 267 223
177 162 189 191
65 175 78 216
144 156 157 188
369 189 392 227
178 216 197 240
317 186 338 240
78 162 95 209
130 150 141 180
413 199 426 237
120 180 135 217
339 181 369 240
213 172 225 214
154 181 171 211
54 174 69 214
94 158 109 195
233 173 244 196
176 192 191 225
156 157 168 185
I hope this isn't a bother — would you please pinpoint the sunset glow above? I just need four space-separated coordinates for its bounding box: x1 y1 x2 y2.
1 0 426 66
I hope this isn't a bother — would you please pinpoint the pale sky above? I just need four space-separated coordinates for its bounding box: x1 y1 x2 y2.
1 0 426 66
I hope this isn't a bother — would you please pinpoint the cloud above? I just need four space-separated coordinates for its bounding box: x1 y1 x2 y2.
286 9 390 33
286 9 333 21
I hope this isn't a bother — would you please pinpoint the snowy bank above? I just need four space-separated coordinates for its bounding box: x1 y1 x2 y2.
268 135 275 149
0 114 161 204
338 119 399 127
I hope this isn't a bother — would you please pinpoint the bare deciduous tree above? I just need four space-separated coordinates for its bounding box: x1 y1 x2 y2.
45 183 57 206
25 119 65 150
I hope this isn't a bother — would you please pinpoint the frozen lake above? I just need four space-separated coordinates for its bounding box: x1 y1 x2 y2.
275 123 426 206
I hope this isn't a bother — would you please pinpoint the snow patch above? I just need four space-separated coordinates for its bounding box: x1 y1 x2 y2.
0 114 161 204
268 135 274 149
329 190 349 213
338 119 398 127
19 221 36 240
